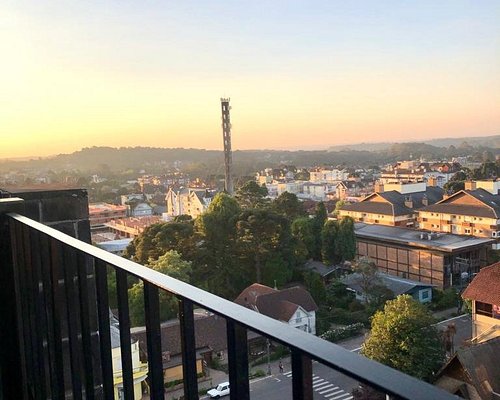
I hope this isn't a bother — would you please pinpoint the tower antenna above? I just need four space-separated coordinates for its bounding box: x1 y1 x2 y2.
220 98 234 194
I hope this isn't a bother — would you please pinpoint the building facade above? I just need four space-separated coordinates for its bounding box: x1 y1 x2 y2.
354 223 493 289
418 184 500 248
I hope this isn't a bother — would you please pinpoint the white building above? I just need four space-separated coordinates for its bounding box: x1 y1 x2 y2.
309 168 349 183
165 187 218 219
235 284 318 335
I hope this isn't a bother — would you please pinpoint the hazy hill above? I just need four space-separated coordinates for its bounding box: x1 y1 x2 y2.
0 135 498 177
328 134 499 152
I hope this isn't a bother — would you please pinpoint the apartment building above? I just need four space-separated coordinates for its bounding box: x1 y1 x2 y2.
339 182 443 227
418 181 500 248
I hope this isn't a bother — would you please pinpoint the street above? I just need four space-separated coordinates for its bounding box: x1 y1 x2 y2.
196 312 472 400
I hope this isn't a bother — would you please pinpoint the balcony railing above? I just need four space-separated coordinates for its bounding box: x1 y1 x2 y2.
0 198 457 400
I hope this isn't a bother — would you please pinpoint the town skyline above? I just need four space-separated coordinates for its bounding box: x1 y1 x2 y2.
2 1 499 159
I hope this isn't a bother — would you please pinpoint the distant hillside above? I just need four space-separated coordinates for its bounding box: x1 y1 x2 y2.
328 134 500 152
0 135 498 178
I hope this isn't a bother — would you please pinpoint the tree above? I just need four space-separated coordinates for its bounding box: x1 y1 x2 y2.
352 257 392 307
128 251 192 326
193 193 242 298
361 295 445 381
124 221 194 264
311 202 328 260
272 191 305 220
443 180 465 194
336 216 356 261
303 271 326 305
236 209 293 284
235 180 269 209
321 220 339 265
291 217 316 260
333 200 346 216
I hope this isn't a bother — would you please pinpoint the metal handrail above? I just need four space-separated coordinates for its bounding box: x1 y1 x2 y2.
7 212 457 400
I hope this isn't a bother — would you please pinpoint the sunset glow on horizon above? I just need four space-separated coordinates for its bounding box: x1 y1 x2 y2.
1 1 499 159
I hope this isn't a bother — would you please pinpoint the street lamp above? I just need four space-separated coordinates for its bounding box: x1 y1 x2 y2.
266 339 271 375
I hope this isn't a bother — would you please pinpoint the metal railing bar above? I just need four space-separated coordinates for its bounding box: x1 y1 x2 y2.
291 348 313 400
76 252 95 399
7 213 457 400
143 282 164 400
62 245 83 400
94 259 114 400
28 228 48 400
179 298 198 399
116 268 134 400
8 219 29 400
40 232 65 400
16 221 36 398
226 320 249 400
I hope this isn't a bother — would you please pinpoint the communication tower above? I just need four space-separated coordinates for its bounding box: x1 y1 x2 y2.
221 98 234 194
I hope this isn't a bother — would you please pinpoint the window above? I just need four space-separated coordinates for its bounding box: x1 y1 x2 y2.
421 290 429 299
465 228 471 234
476 301 493 317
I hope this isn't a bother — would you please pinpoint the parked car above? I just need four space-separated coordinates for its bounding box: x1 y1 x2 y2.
207 382 230 398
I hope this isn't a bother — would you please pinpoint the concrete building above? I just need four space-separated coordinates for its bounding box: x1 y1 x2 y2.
418 183 500 248
105 216 162 239
88 202 128 227
354 223 494 289
309 168 348 183
339 183 443 227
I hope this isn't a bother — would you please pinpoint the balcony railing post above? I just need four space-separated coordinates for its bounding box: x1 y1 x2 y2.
291 348 313 400
94 260 114 400
116 269 134 400
143 282 164 400
226 320 249 400
179 298 198 399
0 199 27 400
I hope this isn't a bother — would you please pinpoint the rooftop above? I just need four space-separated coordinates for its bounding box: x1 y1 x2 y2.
354 222 494 252
462 262 500 305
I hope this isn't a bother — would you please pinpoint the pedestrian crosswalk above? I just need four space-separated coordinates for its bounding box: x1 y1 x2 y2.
282 371 353 400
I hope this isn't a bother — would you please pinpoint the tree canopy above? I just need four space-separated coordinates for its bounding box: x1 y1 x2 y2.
361 295 445 381
235 180 269 209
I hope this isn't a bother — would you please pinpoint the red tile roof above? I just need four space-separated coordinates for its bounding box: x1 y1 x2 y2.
462 262 500 305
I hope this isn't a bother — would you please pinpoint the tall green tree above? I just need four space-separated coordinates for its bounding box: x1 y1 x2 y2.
272 191 305 220
193 193 242 298
235 180 269 209
303 271 326 305
128 250 192 326
321 220 339 265
337 216 356 261
311 202 328 260
236 209 293 285
291 217 316 261
361 295 445 381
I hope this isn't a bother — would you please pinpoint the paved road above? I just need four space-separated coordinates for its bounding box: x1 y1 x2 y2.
199 313 472 400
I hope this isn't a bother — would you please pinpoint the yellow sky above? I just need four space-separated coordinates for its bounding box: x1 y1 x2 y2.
1 2 499 159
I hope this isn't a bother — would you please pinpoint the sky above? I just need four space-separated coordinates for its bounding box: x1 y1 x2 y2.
1 0 499 158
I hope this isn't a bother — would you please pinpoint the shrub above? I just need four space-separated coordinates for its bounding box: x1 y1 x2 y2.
320 323 364 343
430 288 459 311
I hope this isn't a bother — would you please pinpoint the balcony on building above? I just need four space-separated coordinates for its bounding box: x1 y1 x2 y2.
0 189 457 400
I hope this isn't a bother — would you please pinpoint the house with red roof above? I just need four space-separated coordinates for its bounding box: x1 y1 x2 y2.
462 262 500 343
235 284 318 335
